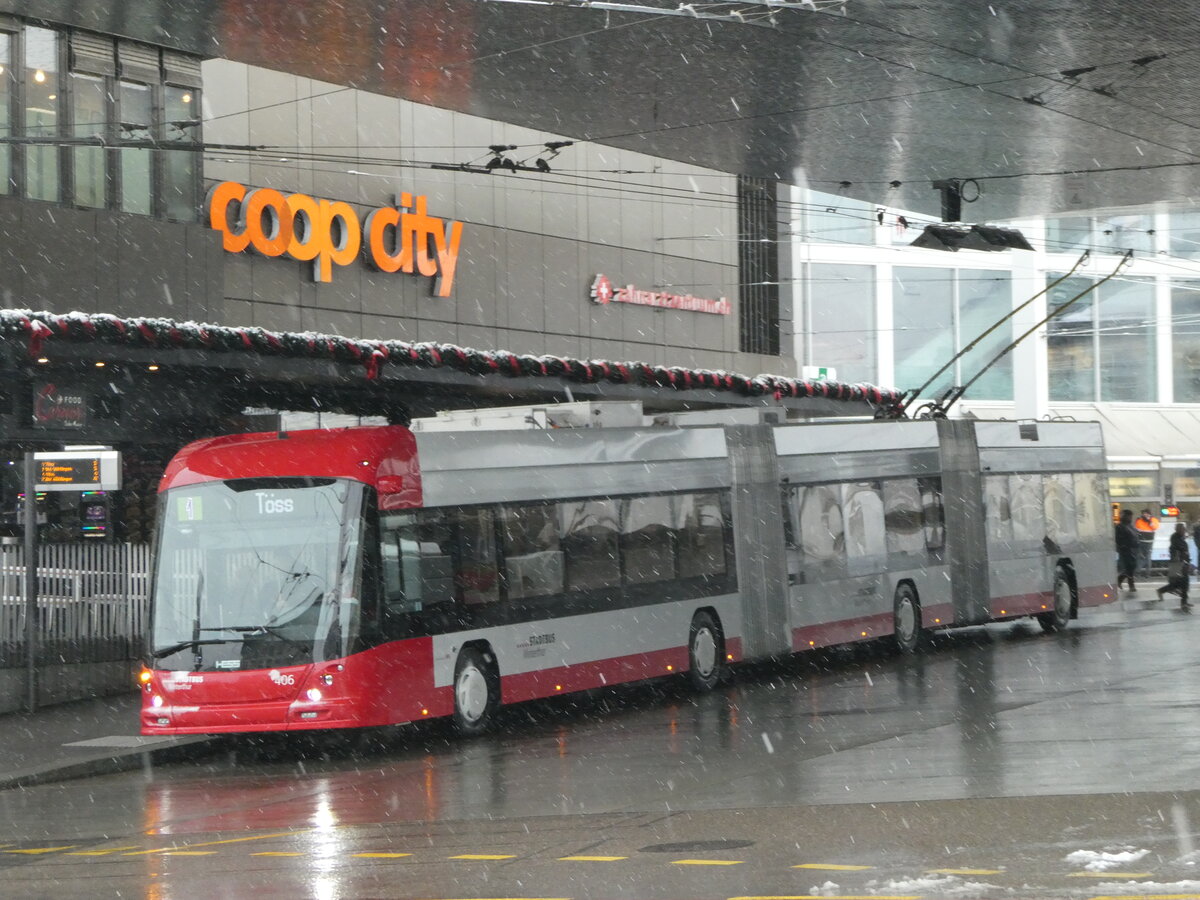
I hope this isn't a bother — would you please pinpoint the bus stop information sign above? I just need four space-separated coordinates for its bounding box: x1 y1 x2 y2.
34 451 121 491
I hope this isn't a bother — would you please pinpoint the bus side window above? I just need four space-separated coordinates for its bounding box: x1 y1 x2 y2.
456 507 500 605
1073 472 1107 538
782 486 802 580
622 494 675 584
843 482 885 564
883 478 924 555
559 499 621 592
378 511 454 615
1044 473 1077 544
501 503 563 599
918 477 945 550
676 492 727 577
984 475 1011 548
1009 473 1045 543
799 484 844 564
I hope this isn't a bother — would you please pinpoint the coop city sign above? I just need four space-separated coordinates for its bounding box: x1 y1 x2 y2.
205 181 464 297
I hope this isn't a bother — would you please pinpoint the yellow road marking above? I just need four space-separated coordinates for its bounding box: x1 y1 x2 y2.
927 867 1004 875
672 858 743 866
163 851 217 856
67 846 141 856
352 852 412 859
251 852 304 857
124 829 308 856
449 853 516 860
1068 872 1154 878
559 855 628 861
4 846 76 854
792 863 874 871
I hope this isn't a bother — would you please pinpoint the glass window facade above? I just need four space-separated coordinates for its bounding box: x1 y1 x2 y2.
1173 281 1200 403
804 190 876 245
70 72 106 208
0 22 199 218
24 26 59 202
163 84 199 220
808 263 875 384
0 32 12 195
119 80 151 215
1169 210 1200 260
894 267 954 395
1047 274 1097 401
1047 273 1156 402
891 267 1012 399
1098 277 1155 401
1047 213 1154 255
957 269 1012 400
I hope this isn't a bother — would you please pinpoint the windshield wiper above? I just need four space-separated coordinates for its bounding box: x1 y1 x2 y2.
201 624 308 650
151 638 230 659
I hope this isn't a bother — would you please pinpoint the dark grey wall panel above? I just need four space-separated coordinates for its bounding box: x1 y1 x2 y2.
0 195 222 320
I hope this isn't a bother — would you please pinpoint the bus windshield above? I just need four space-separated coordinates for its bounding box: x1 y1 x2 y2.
150 477 366 672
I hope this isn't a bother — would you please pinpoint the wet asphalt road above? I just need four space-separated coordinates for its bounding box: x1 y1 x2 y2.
2 597 1200 899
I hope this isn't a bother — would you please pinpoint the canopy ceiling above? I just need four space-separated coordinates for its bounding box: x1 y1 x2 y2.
8 1 1200 220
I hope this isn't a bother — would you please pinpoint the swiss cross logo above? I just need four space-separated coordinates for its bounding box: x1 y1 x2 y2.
590 274 615 305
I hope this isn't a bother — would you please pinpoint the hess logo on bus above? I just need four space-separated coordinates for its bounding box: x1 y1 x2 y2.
205 181 464 296
256 493 294 515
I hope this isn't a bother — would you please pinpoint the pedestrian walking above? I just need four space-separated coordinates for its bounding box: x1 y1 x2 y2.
1157 522 1192 610
1115 508 1139 592
1134 508 1160 575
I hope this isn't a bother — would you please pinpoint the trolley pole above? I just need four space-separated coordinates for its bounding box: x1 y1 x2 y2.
23 451 37 713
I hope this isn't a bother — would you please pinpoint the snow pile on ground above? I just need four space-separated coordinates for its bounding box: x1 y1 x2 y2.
1089 879 1200 895
807 882 840 897
865 873 1005 897
1064 848 1150 871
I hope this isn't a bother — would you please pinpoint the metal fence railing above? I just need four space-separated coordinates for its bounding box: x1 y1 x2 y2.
0 543 151 668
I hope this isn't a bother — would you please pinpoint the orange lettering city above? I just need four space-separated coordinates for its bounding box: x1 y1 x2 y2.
205 181 464 297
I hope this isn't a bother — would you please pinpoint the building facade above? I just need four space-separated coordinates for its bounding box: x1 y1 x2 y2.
0 13 805 542
794 186 1200 519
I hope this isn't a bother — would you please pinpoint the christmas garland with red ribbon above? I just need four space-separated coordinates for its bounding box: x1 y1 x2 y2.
0 309 902 406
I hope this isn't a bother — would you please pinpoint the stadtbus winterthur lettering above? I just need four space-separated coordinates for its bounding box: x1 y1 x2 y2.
205 181 464 296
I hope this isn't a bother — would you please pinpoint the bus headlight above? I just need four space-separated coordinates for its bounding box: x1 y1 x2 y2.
319 674 334 686
306 688 322 702
151 695 164 708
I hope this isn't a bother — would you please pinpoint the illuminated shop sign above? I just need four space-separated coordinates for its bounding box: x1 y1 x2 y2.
589 274 731 316
205 182 464 296
32 382 86 429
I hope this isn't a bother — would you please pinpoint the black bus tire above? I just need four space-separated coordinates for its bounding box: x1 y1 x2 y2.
1038 567 1073 633
453 647 499 736
893 583 924 654
687 611 727 692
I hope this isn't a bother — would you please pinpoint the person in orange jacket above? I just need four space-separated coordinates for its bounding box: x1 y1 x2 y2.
1134 508 1160 575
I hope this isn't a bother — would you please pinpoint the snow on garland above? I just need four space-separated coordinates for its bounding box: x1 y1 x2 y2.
0 309 902 406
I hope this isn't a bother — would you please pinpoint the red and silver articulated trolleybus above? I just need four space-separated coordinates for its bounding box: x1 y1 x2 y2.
140 406 1115 736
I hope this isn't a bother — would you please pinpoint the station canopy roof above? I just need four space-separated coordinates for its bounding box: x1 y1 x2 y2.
0 309 898 419
10 0 1200 221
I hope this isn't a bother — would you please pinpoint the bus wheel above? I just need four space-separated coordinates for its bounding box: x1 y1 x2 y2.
453 647 499 736
1038 568 1073 633
687 611 727 691
893 584 924 654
